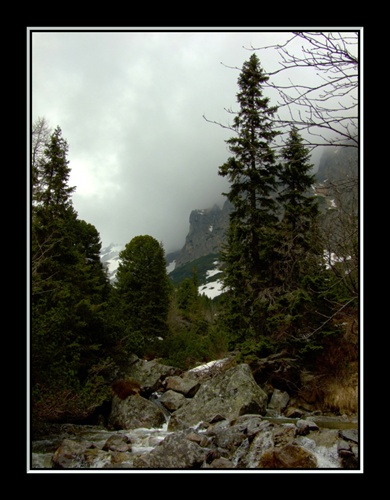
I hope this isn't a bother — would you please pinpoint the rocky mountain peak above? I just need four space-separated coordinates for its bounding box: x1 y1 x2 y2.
174 199 232 269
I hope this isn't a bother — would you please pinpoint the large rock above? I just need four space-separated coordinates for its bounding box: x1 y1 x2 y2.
120 358 181 394
159 390 187 412
168 364 267 431
259 443 318 469
133 430 211 469
52 438 94 468
164 375 200 397
268 388 290 414
108 395 166 430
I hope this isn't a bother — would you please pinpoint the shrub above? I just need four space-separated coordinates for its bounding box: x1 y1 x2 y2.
111 378 141 399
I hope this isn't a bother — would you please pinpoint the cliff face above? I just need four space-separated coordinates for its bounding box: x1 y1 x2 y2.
174 200 232 268
315 146 358 183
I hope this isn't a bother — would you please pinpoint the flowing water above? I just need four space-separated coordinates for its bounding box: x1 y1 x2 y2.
31 423 172 469
30 404 358 470
30 420 356 470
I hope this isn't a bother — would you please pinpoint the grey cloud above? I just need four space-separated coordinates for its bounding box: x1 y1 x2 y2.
31 29 308 252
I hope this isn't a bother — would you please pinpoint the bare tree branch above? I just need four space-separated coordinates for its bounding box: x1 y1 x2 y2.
247 31 359 149
202 113 236 132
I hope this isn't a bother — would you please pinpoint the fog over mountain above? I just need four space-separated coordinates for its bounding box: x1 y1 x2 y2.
100 144 358 299
31 29 352 253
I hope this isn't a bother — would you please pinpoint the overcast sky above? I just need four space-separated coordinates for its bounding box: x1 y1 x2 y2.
30 28 355 253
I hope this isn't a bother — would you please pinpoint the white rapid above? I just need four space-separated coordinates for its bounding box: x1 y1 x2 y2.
295 435 341 469
31 423 172 470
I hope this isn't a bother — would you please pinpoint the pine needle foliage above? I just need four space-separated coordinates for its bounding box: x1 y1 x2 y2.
31 124 112 423
114 235 172 357
218 54 281 344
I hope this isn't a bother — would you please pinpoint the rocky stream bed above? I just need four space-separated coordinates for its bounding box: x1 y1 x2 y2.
29 357 360 472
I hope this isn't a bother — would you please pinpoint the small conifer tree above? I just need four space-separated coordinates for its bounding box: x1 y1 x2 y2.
115 235 171 357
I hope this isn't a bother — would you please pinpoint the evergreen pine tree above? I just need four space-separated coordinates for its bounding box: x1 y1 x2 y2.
218 54 280 345
31 125 111 423
34 126 75 213
269 126 323 342
114 235 171 357
31 126 79 408
176 269 201 319
276 126 321 287
32 125 77 300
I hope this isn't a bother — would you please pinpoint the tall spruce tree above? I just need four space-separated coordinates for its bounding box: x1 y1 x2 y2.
31 126 79 407
218 54 280 345
32 125 77 299
31 125 111 423
33 125 75 213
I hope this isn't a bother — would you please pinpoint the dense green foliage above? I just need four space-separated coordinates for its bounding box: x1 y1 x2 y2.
268 126 324 343
168 253 220 287
113 235 172 358
31 123 114 423
162 271 228 369
215 55 358 362
30 54 359 425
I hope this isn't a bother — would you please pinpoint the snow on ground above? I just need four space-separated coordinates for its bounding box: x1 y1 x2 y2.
187 358 229 374
166 260 176 273
100 243 225 297
198 280 224 299
198 264 225 299
205 268 221 279
323 250 351 270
